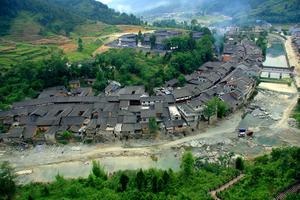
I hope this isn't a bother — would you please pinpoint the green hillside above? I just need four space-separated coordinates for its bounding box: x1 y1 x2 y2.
0 0 141 36
245 0 300 23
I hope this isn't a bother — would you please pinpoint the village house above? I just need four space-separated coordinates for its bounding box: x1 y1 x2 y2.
177 104 199 126
118 34 137 47
0 34 263 145
105 81 121 96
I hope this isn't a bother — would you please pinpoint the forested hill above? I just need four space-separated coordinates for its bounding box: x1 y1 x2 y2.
0 0 141 36
200 0 300 23
51 0 141 25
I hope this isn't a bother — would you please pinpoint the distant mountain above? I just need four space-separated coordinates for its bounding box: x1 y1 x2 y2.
201 0 300 23
0 0 141 36
104 0 204 14
129 0 300 24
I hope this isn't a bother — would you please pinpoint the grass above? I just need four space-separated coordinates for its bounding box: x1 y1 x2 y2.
6 11 42 41
64 38 103 62
72 21 120 37
259 78 293 85
292 99 300 128
0 42 58 68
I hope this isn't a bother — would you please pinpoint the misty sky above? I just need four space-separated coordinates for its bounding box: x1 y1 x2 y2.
97 0 204 13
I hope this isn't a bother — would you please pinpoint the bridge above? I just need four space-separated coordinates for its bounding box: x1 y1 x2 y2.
260 66 295 79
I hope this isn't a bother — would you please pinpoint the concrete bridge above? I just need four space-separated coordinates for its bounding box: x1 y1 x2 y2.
260 66 295 79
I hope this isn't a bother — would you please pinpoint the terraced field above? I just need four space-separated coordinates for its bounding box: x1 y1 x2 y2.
0 43 58 69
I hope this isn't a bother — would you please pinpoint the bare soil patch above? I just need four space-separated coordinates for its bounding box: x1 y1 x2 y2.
117 25 148 33
93 45 111 56
31 36 71 45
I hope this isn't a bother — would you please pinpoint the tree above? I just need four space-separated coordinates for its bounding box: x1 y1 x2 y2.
157 178 164 192
178 74 186 87
138 30 143 42
151 175 158 193
150 34 156 49
180 151 194 177
0 162 16 200
217 100 229 118
256 32 268 58
162 171 170 185
235 157 245 171
119 173 129 192
191 19 198 27
136 169 145 191
61 131 72 140
203 99 217 123
93 70 107 92
42 186 50 197
77 37 83 52
204 97 228 123
149 117 159 134
92 161 107 180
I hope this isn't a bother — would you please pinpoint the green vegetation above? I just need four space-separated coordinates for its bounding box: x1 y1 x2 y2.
150 35 156 50
77 38 83 52
0 43 60 70
91 160 108 180
235 157 245 171
153 19 187 29
65 38 103 62
149 118 159 134
219 147 300 199
292 99 300 128
0 0 141 36
61 131 73 140
94 31 214 94
72 22 120 37
180 152 195 177
2 147 298 199
256 31 268 58
93 70 108 94
203 97 229 123
0 53 72 110
259 78 293 85
0 161 16 200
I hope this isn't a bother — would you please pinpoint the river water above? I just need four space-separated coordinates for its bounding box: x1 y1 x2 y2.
263 37 289 68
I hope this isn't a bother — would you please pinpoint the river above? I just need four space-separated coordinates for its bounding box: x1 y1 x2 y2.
263 36 289 68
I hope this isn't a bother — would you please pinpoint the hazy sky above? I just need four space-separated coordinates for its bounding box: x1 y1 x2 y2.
97 0 198 13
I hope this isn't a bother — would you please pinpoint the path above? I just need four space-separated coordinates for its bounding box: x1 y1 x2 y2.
210 174 245 200
275 182 300 200
285 36 300 88
275 92 298 129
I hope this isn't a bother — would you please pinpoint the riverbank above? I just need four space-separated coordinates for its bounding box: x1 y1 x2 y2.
285 36 300 88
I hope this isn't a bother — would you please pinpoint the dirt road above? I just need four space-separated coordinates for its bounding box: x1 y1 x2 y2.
285 36 300 87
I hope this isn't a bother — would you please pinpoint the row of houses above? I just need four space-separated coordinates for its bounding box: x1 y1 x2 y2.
114 30 204 51
0 34 263 145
